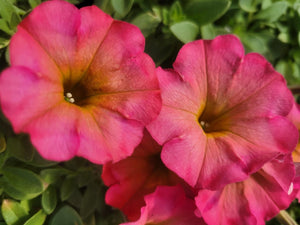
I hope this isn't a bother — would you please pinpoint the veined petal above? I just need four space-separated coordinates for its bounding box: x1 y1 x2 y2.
196 155 296 225
19 0 80 80
121 186 205 225
76 106 143 164
0 67 62 132
24 102 80 161
148 34 298 189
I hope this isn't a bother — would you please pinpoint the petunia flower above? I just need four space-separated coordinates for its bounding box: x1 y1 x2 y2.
195 154 296 225
147 34 298 189
102 129 193 221
0 0 161 163
287 103 300 162
121 185 206 225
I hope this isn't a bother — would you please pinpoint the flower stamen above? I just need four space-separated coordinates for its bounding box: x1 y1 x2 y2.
65 92 75 103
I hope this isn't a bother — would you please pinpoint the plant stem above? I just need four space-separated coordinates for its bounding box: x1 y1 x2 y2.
276 210 298 225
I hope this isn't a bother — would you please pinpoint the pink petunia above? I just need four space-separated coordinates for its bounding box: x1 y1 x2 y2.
147 34 298 189
0 0 161 163
121 185 206 225
102 129 194 221
195 154 296 225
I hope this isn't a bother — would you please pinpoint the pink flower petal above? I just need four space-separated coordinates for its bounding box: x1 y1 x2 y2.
148 34 298 189
76 106 143 164
121 186 205 225
0 1 161 163
102 130 183 221
0 67 62 132
196 154 296 225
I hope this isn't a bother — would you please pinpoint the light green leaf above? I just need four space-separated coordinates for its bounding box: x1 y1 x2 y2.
185 0 231 26
23 210 46 225
239 0 261 12
169 1 185 23
1 199 28 225
111 0 134 17
49 206 83 225
0 19 13 34
170 20 199 43
28 0 41 8
42 185 57 214
2 166 44 195
131 12 161 37
254 2 288 22
0 0 21 28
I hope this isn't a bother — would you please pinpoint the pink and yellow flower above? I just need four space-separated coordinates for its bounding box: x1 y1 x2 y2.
0 0 161 163
121 185 205 225
147 34 298 190
195 154 296 225
102 130 192 221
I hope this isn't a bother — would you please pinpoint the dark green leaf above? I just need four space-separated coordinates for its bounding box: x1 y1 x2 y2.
42 185 57 214
185 0 231 26
40 168 70 184
170 20 199 43
80 183 99 219
0 132 6 153
254 2 288 22
111 0 134 17
60 177 77 201
23 210 46 225
49 206 83 225
1 199 28 225
2 166 44 195
6 135 35 162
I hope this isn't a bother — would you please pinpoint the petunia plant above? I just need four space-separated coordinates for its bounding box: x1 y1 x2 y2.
1 0 300 225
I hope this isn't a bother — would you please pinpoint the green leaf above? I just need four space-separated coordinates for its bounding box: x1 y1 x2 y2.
200 23 216 39
254 2 288 22
60 177 77 201
28 0 41 8
276 60 300 84
1 199 28 225
0 19 13 35
239 0 261 13
49 206 83 225
169 1 185 23
0 132 6 153
2 166 44 196
40 168 70 184
131 12 161 37
185 0 231 26
111 0 134 17
42 185 57 215
6 135 35 162
170 20 199 43
0 0 21 29
80 183 99 219
23 210 46 225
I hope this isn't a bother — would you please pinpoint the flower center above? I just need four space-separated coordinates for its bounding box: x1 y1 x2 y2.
64 92 75 103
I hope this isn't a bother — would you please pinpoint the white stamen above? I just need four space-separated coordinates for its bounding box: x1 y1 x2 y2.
69 98 75 103
66 92 72 98
200 121 205 126
288 182 294 195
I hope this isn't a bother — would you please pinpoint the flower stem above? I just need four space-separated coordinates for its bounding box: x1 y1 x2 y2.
276 210 298 225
